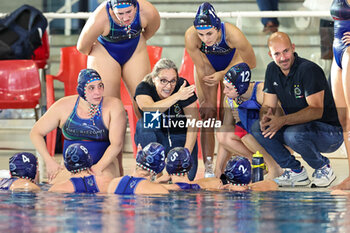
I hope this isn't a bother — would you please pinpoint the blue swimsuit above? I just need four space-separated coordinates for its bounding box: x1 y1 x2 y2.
62 97 110 164
175 182 201 190
200 22 236 71
331 0 350 69
97 1 142 65
114 176 145 195
0 178 17 190
237 82 261 134
70 175 99 193
226 82 261 134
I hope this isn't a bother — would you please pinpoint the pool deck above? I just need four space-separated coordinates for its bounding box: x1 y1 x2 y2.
0 140 348 192
0 118 348 191
110 150 350 192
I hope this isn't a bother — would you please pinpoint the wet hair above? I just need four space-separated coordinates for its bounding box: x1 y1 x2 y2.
64 143 93 173
9 152 37 181
77 69 102 101
136 142 166 174
109 0 137 9
193 2 221 30
224 63 251 96
143 58 178 86
166 147 192 176
223 156 251 185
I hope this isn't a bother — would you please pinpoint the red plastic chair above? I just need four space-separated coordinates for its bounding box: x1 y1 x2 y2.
179 48 195 85
147 45 163 70
0 60 41 119
122 45 163 156
45 46 87 156
32 31 50 69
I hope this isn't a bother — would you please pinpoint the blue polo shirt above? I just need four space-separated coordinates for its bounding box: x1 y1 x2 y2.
263 53 341 127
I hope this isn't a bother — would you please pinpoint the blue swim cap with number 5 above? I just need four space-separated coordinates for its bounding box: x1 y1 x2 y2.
166 147 192 175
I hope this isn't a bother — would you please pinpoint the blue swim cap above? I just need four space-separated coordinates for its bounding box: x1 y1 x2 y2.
166 147 192 175
64 143 93 173
224 63 251 96
224 156 251 185
9 152 37 181
77 69 102 101
136 142 165 175
193 2 221 30
110 0 137 9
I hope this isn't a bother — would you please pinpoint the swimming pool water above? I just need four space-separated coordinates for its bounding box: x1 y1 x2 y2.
0 189 349 233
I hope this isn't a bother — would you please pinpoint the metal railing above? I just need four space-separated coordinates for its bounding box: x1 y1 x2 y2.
0 10 331 35
41 10 331 34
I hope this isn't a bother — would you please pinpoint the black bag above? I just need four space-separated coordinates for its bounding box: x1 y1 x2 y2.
0 4 48 59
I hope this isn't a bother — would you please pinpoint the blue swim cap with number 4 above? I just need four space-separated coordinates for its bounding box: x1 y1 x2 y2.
224 63 251 96
9 152 37 181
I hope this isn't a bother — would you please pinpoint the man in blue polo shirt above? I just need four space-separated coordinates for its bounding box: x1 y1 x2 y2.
251 32 343 188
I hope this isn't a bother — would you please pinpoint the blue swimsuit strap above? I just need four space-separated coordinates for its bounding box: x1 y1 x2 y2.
115 176 145 194
71 175 99 193
200 23 234 55
175 182 201 190
249 82 261 102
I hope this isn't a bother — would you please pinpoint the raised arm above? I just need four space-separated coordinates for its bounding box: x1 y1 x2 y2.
135 81 196 113
77 3 109 55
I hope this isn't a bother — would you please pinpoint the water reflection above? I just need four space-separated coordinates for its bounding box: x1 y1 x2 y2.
0 190 349 232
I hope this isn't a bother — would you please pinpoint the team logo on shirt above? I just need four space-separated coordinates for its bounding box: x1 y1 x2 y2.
294 85 304 99
144 111 161 129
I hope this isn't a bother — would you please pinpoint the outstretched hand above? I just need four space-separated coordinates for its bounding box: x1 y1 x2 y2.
177 81 196 100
